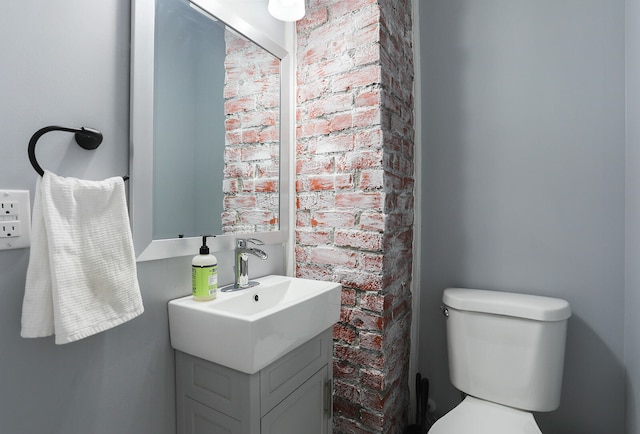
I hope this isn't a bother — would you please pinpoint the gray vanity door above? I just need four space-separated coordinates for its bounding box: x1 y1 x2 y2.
261 366 330 434
184 396 241 434
176 328 334 434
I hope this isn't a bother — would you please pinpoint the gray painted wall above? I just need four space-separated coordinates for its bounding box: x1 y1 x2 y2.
0 1 284 433
626 0 640 432
418 1 626 433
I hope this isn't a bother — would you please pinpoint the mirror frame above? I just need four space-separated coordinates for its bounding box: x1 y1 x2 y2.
130 0 293 261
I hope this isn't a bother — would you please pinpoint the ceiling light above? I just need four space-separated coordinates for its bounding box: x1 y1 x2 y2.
268 0 305 22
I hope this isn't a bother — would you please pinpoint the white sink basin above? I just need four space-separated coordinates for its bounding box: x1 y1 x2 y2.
168 275 342 374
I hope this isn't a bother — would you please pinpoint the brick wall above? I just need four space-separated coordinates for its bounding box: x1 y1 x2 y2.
223 30 280 234
296 0 415 432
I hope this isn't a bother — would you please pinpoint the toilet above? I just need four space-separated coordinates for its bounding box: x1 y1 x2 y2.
428 287 571 434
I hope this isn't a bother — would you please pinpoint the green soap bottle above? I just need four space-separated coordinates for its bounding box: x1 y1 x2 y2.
192 235 218 301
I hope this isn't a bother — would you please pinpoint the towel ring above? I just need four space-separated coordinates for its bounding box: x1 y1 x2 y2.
28 126 129 181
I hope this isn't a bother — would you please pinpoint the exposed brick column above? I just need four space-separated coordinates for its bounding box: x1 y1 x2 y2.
296 0 414 432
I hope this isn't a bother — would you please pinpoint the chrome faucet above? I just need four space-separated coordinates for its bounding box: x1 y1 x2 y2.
233 238 268 289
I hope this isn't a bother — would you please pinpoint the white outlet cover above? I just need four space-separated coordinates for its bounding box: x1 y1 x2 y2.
0 190 31 250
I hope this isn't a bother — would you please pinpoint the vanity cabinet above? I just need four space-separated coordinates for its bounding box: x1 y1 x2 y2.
176 328 333 434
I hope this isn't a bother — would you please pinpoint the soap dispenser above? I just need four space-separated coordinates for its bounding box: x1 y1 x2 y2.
192 235 218 301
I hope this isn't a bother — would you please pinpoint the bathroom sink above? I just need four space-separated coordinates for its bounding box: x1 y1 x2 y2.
168 275 342 374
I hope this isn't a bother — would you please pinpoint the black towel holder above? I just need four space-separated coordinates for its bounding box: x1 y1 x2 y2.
28 125 129 181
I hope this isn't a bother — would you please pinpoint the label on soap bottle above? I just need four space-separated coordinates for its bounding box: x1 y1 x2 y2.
192 264 218 299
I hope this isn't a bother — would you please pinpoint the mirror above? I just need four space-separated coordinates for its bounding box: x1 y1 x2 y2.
130 0 293 261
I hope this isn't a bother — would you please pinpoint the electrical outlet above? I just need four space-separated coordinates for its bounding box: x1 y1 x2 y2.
1 201 19 216
0 190 31 250
0 220 21 237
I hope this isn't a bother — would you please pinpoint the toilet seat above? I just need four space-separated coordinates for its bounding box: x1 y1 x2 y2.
428 396 543 434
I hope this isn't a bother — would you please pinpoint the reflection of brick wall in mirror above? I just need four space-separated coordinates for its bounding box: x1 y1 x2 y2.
222 29 280 234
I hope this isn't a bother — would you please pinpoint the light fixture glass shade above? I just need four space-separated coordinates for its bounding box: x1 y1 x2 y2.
268 0 305 22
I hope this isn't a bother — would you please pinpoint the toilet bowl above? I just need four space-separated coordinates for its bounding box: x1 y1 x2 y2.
428 288 571 433
429 396 542 434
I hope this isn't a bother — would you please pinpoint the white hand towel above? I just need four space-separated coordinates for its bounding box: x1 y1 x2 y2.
21 171 144 344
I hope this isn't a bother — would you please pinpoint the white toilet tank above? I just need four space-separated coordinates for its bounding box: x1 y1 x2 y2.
442 288 571 412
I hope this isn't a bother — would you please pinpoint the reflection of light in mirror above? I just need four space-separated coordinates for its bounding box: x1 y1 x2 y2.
189 3 217 22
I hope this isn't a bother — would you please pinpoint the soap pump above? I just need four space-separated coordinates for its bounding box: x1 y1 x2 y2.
192 235 218 301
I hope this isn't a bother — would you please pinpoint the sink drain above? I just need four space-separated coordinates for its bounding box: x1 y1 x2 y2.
254 294 259 302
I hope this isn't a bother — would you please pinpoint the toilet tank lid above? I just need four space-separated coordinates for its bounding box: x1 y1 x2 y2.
443 288 571 321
